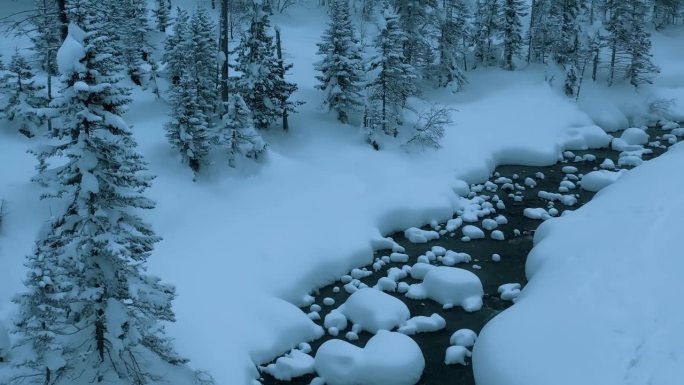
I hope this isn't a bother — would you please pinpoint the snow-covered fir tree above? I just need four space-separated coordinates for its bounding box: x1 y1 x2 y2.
626 0 660 87
433 0 469 88
119 0 153 85
4 51 46 137
604 0 630 86
154 0 171 32
473 0 500 67
187 7 218 119
499 0 528 70
219 93 267 167
365 7 418 147
30 0 62 76
163 7 216 174
526 0 556 64
11 11 189 385
165 71 211 173
315 0 364 124
163 8 190 86
393 0 439 74
235 8 299 129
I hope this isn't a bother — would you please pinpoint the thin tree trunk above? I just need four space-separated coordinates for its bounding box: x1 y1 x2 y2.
220 0 230 113
275 28 289 132
58 0 67 40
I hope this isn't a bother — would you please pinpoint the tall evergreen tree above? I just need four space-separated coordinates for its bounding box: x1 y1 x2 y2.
219 94 267 167
434 0 469 89
165 72 211 173
4 51 47 137
626 0 660 87
11 11 188 385
30 0 62 76
604 0 630 86
187 7 218 119
154 0 171 32
393 0 439 73
120 0 153 85
473 0 500 67
163 8 190 87
499 0 528 70
234 9 299 129
365 7 418 146
315 0 365 123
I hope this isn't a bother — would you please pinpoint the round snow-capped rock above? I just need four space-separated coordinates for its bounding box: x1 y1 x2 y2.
561 166 578 174
498 283 522 301
482 218 498 231
580 170 627 192
340 288 410 333
450 329 478 347
314 331 425 385
620 127 649 145
406 267 483 312
445 345 471 366
462 225 485 239
491 230 505 241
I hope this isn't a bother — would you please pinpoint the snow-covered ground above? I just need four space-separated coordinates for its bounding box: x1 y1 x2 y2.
1 2 684 385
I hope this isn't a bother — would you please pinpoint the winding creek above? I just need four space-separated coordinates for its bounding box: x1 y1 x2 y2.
258 123 681 385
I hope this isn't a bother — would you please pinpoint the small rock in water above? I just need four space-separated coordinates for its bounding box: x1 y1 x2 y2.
445 346 472 366
491 253 501 262
600 158 616 170
498 283 522 301
450 329 478 347
535 172 545 179
482 218 498 231
562 166 578 174
491 230 505 241
323 297 335 306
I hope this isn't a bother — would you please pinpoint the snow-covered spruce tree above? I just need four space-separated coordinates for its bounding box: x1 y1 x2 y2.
365 7 418 147
315 0 364 124
154 0 171 32
499 0 528 70
473 0 500 68
235 9 298 129
165 72 211 173
163 8 190 87
119 0 153 85
219 93 267 168
11 16 189 385
553 0 583 96
604 0 630 86
434 0 469 89
393 0 439 73
30 0 62 76
163 7 216 174
625 0 660 87
4 51 46 137
187 7 218 119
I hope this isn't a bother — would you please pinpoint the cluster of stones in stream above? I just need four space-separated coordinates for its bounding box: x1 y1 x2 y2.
258 124 680 385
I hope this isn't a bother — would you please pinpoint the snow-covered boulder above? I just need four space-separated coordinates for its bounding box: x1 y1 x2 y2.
404 227 439 243
314 331 425 385
620 127 649 145
406 267 483 311
398 314 446 335
450 329 477 347
340 288 410 333
445 345 471 365
462 225 485 239
580 170 627 192
260 349 315 381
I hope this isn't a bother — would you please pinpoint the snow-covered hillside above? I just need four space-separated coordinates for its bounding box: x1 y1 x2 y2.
1 1 684 385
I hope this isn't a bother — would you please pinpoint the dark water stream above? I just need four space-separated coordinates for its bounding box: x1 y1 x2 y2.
258 124 679 385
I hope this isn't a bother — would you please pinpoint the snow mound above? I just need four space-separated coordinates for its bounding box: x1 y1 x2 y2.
406 266 483 311
620 127 649 145
398 313 446 335
462 225 485 239
56 23 86 75
450 329 477 347
404 227 440 243
445 345 472 366
580 170 627 192
497 283 522 301
260 349 315 381
314 331 425 385
524 208 551 220
340 288 410 333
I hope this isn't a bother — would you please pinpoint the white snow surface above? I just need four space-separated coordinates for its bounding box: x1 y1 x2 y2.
0 4 683 385
580 170 628 192
339 288 410 334
314 331 424 385
406 267 484 311
474 143 684 385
